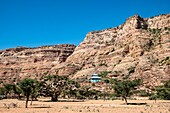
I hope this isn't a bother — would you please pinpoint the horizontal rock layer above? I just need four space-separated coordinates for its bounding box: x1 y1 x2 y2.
0 14 170 89
0 44 76 84
54 14 170 88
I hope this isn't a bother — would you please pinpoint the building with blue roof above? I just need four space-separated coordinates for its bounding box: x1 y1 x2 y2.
90 74 101 83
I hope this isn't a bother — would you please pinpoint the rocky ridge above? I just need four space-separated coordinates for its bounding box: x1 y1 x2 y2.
0 14 170 89
53 14 170 89
0 44 76 84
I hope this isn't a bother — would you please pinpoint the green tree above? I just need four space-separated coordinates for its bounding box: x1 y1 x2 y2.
2 84 22 99
15 86 22 99
3 84 16 98
41 75 71 101
155 80 170 100
75 86 101 100
0 87 6 99
63 80 80 99
112 79 141 104
0 87 5 95
98 71 111 78
87 89 100 100
149 92 157 103
30 80 42 105
79 86 91 99
18 78 36 108
11 85 22 99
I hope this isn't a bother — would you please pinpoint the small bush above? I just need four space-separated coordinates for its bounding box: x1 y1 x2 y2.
137 90 151 97
98 63 107 67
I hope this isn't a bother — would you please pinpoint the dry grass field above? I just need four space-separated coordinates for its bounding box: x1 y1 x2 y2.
0 98 170 113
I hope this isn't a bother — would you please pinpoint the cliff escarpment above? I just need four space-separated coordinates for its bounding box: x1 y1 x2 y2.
0 14 170 89
54 14 170 88
0 44 76 84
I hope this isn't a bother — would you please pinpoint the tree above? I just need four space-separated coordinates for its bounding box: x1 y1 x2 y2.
74 86 101 100
30 80 42 105
13 85 22 99
154 80 170 100
112 79 141 105
149 92 157 103
63 80 80 99
0 87 5 95
18 78 36 108
41 75 70 101
87 89 100 100
3 84 16 97
41 75 81 101
2 83 22 99
0 87 6 99
78 86 91 99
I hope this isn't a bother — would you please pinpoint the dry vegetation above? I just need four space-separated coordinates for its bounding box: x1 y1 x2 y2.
0 98 170 113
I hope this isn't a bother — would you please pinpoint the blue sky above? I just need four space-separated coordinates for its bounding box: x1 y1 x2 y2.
0 0 170 50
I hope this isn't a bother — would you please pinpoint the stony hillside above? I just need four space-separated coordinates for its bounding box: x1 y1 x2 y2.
0 44 76 84
0 14 170 89
53 14 170 88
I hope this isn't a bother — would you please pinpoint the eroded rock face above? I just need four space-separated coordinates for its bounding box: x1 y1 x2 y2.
0 44 76 84
1 14 170 89
53 14 170 88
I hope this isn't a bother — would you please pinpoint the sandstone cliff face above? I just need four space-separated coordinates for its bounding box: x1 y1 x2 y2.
0 44 76 84
0 14 170 89
54 14 170 88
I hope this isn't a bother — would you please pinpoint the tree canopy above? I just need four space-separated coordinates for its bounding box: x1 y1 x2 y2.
112 78 141 104
18 78 37 108
41 75 80 101
155 80 170 100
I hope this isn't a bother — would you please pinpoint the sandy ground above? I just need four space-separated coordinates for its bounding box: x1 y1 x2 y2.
0 98 170 113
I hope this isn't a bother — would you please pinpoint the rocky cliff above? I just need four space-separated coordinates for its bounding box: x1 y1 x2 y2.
0 14 170 89
53 14 170 88
0 44 76 84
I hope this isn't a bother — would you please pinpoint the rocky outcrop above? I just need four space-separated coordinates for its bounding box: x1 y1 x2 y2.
0 44 76 84
0 14 170 89
53 14 170 88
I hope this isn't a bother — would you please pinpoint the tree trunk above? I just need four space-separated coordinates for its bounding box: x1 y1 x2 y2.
103 93 106 101
30 97 33 105
17 94 21 100
124 97 128 105
25 94 29 108
51 94 58 101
